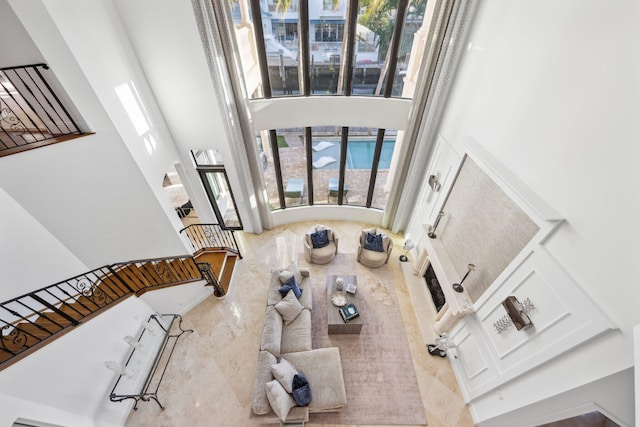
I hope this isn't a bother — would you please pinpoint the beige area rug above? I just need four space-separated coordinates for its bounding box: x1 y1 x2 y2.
302 254 428 425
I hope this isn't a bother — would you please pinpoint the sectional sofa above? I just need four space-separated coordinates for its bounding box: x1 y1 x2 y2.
250 264 347 423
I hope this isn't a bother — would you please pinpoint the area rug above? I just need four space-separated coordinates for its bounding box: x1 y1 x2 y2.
302 254 428 425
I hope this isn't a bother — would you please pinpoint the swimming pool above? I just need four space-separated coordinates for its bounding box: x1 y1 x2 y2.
312 139 396 170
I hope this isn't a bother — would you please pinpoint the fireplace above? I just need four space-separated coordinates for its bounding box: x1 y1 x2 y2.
424 264 446 312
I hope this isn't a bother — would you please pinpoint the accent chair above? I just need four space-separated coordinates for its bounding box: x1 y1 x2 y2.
303 224 338 265
357 227 393 268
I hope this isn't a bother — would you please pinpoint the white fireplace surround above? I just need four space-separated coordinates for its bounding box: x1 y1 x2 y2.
415 226 475 334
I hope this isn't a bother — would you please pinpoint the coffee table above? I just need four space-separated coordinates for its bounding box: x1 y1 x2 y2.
327 274 363 334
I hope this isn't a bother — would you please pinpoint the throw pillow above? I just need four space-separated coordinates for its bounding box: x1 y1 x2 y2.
271 357 298 393
310 229 329 248
275 290 304 324
286 262 303 285
279 276 302 299
278 270 294 284
265 379 296 422
363 232 384 252
292 371 312 406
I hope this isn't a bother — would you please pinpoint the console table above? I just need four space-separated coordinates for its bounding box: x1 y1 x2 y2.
109 313 193 410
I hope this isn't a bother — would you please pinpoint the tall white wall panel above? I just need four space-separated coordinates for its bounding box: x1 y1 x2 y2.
450 247 613 400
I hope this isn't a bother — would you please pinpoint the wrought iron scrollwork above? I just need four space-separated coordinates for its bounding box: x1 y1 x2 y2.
203 225 217 247
75 277 107 306
1 325 28 353
152 262 177 283
0 106 26 134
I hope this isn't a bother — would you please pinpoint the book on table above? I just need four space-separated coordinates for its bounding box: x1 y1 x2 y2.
339 304 359 322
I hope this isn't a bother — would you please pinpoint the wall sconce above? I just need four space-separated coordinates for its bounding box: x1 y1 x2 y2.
494 296 535 334
105 360 137 379
428 211 445 239
452 263 475 293
399 238 415 262
124 335 145 353
428 174 441 192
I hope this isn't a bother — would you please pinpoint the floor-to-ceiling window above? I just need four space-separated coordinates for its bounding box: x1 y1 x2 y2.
235 0 426 211
259 124 397 210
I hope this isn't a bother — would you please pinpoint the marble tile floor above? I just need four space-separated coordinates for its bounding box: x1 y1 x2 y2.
125 220 475 427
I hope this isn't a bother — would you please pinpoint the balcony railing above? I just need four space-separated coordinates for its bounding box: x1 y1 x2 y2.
180 223 242 258
0 63 85 157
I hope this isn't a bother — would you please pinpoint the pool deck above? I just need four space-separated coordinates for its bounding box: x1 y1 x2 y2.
263 131 392 209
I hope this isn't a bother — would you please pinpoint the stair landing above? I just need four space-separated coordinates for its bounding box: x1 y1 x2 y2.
194 249 238 295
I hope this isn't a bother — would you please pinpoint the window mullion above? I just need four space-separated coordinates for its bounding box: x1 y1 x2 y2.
249 0 272 98
383 0 409 98
304 127 314 204
338 126 349 205
299 0 311 96
269 129 286 208
366 129 386 207
341 0 359 96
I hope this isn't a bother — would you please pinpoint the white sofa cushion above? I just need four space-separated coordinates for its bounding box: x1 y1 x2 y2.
260 306 283 357
278 270 294 284
271 357 298 393
283 347 347 412
252 351 277 415
266 379 296 422
286 262 303 285
275 290 304 324
281 308 312 354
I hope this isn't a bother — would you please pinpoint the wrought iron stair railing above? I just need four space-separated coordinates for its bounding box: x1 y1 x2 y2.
1 63 88 157
0 254 217 371
180 223 242 258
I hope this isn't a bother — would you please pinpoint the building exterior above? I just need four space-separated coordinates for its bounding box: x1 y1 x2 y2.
0 0 638 426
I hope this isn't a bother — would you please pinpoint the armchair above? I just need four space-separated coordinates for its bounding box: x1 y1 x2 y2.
303 224 338 265
357 228 393 268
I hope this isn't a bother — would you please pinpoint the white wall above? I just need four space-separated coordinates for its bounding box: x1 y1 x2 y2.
140 280 211 316
0 0 42 65
0 297 153 427
0 188 87 300
0 393 97 427
249 97 412 131
476 368 634 427
271 205 383 227
4 0 190 268
417 0 640 424
112 0 259 231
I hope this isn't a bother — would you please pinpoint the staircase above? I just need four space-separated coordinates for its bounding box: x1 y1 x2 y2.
0 254 231 371
0 223 241 371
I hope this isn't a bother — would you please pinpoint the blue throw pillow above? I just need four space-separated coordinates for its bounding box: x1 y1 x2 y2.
310 229 329 249
279 276 302 299
363 232 384 252
292 371 312 406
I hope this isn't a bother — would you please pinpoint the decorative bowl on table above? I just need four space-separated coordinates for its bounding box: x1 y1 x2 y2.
331 291 348 307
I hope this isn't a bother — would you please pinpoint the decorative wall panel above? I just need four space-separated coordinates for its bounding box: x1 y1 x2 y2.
438 157 539 301
451 248 613 399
